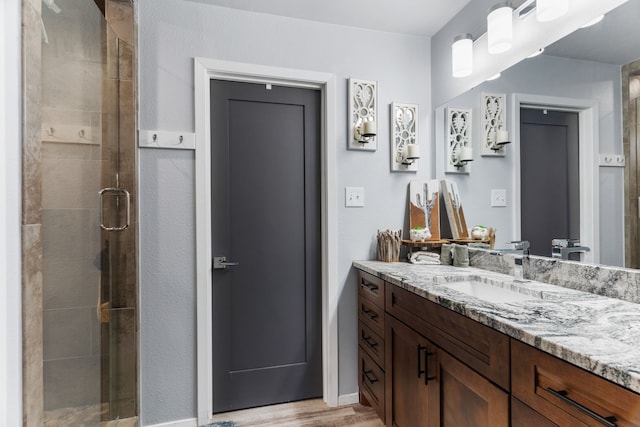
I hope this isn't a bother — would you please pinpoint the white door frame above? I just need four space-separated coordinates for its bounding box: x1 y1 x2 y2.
193 58 338 425
511 93 599 263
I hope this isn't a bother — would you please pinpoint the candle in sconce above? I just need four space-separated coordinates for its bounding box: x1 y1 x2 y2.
496 129 510 144
458 145 473 162
362 120 376 137
406 144 420 159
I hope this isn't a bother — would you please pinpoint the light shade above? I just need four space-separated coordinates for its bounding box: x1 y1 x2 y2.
536 0 568 22
452 34 473 78
487 4 513 54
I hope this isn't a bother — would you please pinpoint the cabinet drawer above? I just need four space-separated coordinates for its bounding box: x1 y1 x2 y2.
358 270 385 308
359 321 384 368
359 347 385 421
386 284 510 391
359 297 384 337
512 339 640 427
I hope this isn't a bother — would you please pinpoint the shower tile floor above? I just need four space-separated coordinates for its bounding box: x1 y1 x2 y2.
44 404 138 427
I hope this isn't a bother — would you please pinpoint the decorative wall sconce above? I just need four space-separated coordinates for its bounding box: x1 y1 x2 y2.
446 107 473 173
487 3 513 54
481 92 510 156
536 0 569 22
391 102 419 172
348 78 377 151
452 34 473 78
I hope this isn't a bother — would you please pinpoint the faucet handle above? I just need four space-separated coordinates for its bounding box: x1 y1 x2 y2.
509 240 530 253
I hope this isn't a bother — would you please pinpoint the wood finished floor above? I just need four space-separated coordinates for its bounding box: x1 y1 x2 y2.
209 398 384 427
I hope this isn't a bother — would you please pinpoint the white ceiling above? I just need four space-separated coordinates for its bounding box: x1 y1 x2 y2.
185 0 473 37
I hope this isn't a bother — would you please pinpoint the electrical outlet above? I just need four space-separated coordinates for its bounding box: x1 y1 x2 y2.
345 187 365 207
491 189 507 207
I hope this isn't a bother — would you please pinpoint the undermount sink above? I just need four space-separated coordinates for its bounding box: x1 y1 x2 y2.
439 280 540 304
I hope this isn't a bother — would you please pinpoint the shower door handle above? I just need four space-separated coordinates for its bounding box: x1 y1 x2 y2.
99 187 130 231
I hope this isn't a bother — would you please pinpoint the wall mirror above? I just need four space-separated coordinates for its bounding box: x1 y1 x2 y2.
435 0 640 268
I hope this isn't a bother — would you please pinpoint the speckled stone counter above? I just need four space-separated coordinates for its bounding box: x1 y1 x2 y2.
353 260 640 395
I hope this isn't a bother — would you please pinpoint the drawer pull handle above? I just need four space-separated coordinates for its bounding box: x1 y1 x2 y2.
361 281 379 292
362 308 378 321
364 370 379 384
417 345 436 385
362 334 378 348
546 388 617 427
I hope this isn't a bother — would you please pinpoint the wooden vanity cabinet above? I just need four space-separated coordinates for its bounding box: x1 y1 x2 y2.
383 281 509 427
357 270 386 420
356 268 640 427
385 314 436 427
511 339 640 427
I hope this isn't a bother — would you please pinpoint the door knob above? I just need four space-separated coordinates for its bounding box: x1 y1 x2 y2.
213 256 240 270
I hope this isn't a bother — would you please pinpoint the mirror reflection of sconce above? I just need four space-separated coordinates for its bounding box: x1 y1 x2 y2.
482 92 508 156
446 106 472 173
349 78 378 151
453 145 474 168
495 128 511 147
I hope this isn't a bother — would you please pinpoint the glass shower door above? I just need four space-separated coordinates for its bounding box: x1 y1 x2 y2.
40 1 137 425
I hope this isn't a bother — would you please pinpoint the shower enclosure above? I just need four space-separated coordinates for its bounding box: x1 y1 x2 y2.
23 0 138 425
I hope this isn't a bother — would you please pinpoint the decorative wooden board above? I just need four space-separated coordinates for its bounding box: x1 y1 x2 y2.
408 180 441 241
441 179 469 239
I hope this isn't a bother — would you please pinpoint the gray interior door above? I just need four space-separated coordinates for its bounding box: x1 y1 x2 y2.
210 80 322 413
520 108 580 257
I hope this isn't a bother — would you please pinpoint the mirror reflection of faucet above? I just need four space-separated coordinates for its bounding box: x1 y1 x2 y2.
490 240 530 281
552 238 590 260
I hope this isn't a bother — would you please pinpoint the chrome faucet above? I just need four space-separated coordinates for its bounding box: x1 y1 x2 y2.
490 240 530 281
551 238 590 260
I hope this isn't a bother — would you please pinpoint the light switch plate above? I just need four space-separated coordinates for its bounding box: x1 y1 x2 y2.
491 189 507 207
345 187 365 207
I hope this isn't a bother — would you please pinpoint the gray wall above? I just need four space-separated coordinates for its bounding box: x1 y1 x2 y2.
437 54 624 266
137 0 432 424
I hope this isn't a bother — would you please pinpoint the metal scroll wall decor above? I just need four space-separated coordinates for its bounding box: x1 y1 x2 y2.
348 78 377 151
482 92 506 156
446 106 472 173
391 102 419 172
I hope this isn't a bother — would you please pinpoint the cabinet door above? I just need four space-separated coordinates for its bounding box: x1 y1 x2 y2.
434 348 509 427
385 314 436 427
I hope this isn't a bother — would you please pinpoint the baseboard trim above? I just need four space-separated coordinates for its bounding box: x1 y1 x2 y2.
145 418 197 427
338 392 360 406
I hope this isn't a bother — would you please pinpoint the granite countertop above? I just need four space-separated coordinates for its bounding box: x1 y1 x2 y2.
353 260 640 394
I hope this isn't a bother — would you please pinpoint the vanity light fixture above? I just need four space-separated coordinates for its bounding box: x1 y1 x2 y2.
452 34 473 78
487 3 513 54
536 0 568 22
